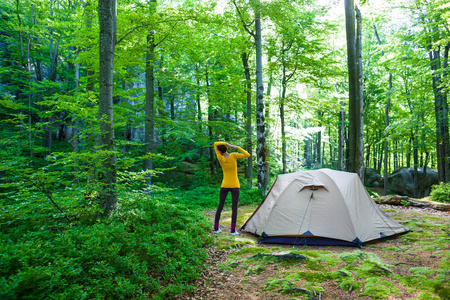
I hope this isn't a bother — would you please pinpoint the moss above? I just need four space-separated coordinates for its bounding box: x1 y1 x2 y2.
244 266 265 276
290 250 329 258
264 279 295 291
359 278 401 299
339 250 365 263
338 276 364 291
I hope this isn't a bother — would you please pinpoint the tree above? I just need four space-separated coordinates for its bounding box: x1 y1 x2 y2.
344 0 364 178
144 0 157 195
242 51 253 187
97 0 117 214
233 0 267 194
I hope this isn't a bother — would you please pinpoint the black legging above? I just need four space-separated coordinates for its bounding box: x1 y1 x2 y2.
214 188 240 224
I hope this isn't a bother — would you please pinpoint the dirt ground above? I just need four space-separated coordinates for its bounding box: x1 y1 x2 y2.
180 204 449 300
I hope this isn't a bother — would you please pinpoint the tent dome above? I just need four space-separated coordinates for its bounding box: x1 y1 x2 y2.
241 169 408 246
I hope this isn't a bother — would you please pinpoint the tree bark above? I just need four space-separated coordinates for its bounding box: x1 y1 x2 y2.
206 64 216 176
383 73 392 195
280 86 287 174
265 57 273 179
97 0 117 215
429 43 450 183
196 63 202 132
345 0 364 178
339 99 345 171
144 28 155 194
355 5 364 179
242 52 253 188
255 1 266 194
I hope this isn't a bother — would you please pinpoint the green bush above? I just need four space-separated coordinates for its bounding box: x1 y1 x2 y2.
0 192 212 300
161 186 264 210
430 182 450 203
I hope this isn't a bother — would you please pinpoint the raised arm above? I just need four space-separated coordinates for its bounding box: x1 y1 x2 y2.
232 145 250 159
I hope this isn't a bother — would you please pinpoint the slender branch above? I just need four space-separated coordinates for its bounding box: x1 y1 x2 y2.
116 18 191 45
154 21 180 47
286 65 297 82
26 175 73 223
232 0 255 38
116 24 149 45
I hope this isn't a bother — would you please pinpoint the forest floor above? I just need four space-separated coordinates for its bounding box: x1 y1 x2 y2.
179 203 449 300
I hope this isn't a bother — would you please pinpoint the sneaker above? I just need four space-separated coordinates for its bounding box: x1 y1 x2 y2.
213 228 222 233
230 231 240 236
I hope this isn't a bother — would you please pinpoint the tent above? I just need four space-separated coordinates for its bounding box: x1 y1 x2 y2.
241 169 408 247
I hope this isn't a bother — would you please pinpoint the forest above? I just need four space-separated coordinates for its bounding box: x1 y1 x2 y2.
0 0 449 298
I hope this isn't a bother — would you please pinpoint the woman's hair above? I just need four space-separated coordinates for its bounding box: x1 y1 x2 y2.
217 145 227 154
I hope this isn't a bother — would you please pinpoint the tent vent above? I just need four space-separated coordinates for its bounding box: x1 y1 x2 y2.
380 232 387 238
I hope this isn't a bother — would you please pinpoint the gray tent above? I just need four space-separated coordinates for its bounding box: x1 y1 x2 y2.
241 169 408 246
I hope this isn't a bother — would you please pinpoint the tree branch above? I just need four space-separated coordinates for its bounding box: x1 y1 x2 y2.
116 18 192 46
29 175 73 223
232 0 255 38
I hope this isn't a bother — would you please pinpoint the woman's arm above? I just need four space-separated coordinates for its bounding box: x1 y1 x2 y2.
233 145 250 159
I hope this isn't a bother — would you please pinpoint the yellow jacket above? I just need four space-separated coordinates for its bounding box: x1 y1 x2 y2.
214 142 250 188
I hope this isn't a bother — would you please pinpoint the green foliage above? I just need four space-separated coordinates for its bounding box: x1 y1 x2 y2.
0 191 212 299
430 182 450 203
161 186 263 210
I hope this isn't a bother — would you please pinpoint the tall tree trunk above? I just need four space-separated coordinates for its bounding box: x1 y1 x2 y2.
255 1 266 194
144 29 155 194
97 0 117 215
206 64 216 176
170 94 175 120
85 1 95 93
280 46 290 174
374 24 391 195
317 130 322 167
339 100 345 171
242 52 253 187
383 74 392 195
345 0 364 178
196 63 202 132
429 43 450 183
412 131 419 198
41 0 60 158
355 5 364 179
280 84 287 174
265 57 273 180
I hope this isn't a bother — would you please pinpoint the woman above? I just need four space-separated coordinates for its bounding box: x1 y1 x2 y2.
213 141 250 235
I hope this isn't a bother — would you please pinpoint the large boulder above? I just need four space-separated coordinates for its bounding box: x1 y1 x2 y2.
388 167 438 198
364 167 382 187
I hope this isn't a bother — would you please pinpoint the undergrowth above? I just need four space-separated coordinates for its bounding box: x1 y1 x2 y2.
160 186 263 210
0 191 213 299
430 182 450 203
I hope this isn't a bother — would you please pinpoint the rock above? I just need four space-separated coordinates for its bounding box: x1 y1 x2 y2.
364 167 382 187
388 167 439 198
